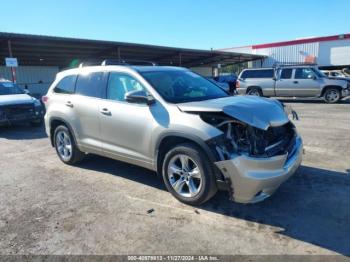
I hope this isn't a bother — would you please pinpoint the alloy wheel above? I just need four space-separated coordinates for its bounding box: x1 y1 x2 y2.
56 130 72 161
167 154 202 198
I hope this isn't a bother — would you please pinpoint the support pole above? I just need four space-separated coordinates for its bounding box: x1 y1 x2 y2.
117 47 121 62
179 53 182 67
7 40 13 57
7 40 16 83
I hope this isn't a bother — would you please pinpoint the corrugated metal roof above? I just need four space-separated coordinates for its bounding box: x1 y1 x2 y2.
0 32 265 67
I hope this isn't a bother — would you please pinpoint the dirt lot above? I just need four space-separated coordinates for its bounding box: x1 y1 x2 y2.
0 98 349 256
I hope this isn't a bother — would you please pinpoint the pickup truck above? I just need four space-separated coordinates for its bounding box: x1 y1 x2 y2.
236 65 350 103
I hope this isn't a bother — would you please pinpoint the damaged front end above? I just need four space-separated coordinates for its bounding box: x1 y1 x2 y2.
177 96 303 203
201 112 303 204
202 112 297 161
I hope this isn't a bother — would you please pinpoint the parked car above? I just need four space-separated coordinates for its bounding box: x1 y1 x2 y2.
343 67 350 76
43 64 302 205
214 74 237 94
0 79 44 126
322 70 349 79
321 70 350 84
205 77 230 93
236 65 350 103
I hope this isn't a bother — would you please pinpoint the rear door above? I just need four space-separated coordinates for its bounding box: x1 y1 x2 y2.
241 69 275 96
72 71 108 153
50 74 79 134
275 68 295 96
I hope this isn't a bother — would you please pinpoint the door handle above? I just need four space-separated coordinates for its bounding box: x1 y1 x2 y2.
65 101 73 107
100 108 111 115
293 81 299 84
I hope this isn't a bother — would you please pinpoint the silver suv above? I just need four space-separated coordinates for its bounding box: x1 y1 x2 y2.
44 64 303 205
237 65 350 103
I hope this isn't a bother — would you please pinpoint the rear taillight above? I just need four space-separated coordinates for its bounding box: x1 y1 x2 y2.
42 96 49 103
236 80 240 88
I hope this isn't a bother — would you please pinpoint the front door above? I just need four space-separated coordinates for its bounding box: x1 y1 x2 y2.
290 68 320 97
99 72 155 166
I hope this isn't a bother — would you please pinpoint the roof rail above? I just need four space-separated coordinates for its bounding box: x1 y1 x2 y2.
272 62 318 68
76 59 158 68
78 60 101 68
101 59 158 66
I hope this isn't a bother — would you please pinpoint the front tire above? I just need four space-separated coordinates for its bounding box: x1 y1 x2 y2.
162 143 217 205
54 125 84 164
247 87 263 96
323 88 340 103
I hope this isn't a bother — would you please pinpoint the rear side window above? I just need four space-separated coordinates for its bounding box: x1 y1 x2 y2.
75 72 106 98
54 75 77 94
241 69 274 79
280 69 293 79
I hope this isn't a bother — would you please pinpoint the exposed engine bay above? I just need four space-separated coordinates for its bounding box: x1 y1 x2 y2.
201 112 296 161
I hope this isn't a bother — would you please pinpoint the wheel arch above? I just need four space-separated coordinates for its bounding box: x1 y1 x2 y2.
49 117 78 147
154 132 218 176
320 85 342 97
246 86 263 95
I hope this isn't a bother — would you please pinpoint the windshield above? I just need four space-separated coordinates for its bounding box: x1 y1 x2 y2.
0 82 24 95
312 68 327 78
140 70 228 103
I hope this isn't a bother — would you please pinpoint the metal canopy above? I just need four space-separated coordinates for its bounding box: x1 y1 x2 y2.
0 32 265 68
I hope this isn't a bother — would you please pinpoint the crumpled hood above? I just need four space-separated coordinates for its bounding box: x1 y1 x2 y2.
0 94 35 106
177 96 289 130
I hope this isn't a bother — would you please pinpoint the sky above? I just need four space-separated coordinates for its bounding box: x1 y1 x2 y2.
1 0 349 50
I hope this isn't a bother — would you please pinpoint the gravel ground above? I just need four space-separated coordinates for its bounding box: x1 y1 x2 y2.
0 97 349 256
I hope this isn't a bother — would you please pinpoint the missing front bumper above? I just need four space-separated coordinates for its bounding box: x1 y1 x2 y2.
215 136 303 204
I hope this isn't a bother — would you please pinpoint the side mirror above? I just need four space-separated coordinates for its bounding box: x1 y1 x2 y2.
125 90 155 105
24 89 30 94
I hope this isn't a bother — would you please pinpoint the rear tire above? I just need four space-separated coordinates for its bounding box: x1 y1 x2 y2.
162 143 217 205
323 88 340 103
54 125 84 164
247 87 263 96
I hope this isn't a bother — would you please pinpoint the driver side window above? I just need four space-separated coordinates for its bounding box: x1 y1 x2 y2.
107 72 146 101
295 68 315 79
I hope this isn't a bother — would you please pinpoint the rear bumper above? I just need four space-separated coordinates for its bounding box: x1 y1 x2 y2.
215 136 303 204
